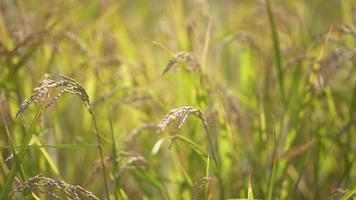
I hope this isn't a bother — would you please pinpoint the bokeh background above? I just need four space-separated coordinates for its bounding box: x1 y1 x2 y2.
0 0 355 199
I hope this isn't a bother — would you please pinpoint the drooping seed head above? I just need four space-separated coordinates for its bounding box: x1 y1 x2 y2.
157 106 208 133
11 174 99 200
16 74 92 117
163 51 200 74
16 74 66 117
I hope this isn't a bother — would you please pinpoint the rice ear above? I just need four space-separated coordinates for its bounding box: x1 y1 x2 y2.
16 74 65 117
11 174 99 200
157 106 208 133
16 74 92 117
163 52 200 74
157 106 217 164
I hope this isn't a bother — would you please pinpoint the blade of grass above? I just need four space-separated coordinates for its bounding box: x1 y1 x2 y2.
201 17 212 75
178 163 193 187
0 102 31 200
171 135 208 161
31 136 60 176
0 11 13 49
266 0 285 103
337 82 356 186
340 188 356 200
132 169 169 199
0 103 26 182
292 149 312 199
248 174 254 200
205 155 210 199
267 130 278 200
0 104 43 199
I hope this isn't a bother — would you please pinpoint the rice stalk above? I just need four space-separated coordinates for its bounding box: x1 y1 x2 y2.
14 74 110 200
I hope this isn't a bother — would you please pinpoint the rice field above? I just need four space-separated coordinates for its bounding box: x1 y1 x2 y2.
0 0 355 199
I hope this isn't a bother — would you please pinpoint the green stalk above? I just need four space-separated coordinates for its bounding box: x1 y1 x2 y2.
0 104 26 182
108 108 120 200
267 130 278 200
205 155 210 199
266 0 285 103
90 111 110 200
0 104 31 199
0 105 43 199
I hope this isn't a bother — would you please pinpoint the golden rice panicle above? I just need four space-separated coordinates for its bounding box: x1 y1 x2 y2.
157 106 209 133
16 73 65 117
11 174 99 200
58 74 92 113
16 74 92 117
163 51 200 74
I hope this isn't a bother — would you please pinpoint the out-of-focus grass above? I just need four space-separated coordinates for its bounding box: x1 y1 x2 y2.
0 0 355 199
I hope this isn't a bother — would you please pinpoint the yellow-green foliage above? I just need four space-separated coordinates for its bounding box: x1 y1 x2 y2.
0 0 355 199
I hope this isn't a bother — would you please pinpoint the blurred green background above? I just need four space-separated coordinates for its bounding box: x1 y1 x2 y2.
0 0 355 199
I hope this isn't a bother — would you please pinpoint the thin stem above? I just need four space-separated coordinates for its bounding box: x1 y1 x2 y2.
108 108 120 200
91 111 110 200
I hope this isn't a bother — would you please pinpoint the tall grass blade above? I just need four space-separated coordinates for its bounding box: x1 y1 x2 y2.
266 0 285 102
248 174 254 200
0 104 43 199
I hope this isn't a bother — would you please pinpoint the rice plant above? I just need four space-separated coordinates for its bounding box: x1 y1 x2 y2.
0 0 355 199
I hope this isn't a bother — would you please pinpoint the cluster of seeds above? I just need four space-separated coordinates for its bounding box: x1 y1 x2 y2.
163 51 200 74
10 174 99 200
335 24 356 36
157 106 208 134
318 46 356 87
16 74 63 117
16 74 91 117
